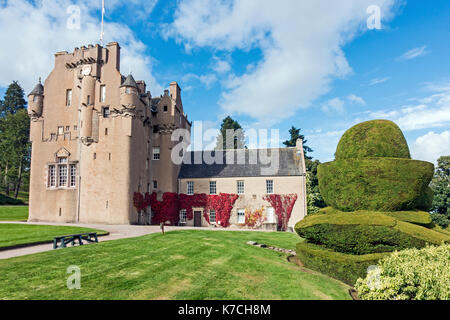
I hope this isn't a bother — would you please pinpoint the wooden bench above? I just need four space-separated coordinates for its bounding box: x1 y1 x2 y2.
53 232 99 249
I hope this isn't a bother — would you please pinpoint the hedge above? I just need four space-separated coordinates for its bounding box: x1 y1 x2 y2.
355 244 450 300
385 210 432 227
335 120 411 160
0 194 25 206
295 209 449 255
296 242 387 285
318 158 434 212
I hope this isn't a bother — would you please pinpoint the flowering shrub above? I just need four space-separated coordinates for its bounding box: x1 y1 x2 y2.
263 194 298 231
355 244 450 300
245 207 266 229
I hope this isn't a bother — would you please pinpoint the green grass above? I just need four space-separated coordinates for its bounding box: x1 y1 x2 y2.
0 224 108 249
0 230 351 300
0 206 29 221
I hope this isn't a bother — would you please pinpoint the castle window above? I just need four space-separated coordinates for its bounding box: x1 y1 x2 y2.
237 180 245 195
153 180 158 189
48 165 56 188
210 210 216 224
266 207 275 223
33 95 38 103
50 133 56 141
187 181 194 195
153 147 160 160
87 95 91 105
58 163 67 187
103 107 110 118
163 105 168 112
57 126 64 135
179 209 187 225
105 128 108 135
126 87 131 94
237 209 245 224
69 165 76 187
209 181 216 195
66 89 72 106
266 180 274 194
66 126 70 131
100 85 106 103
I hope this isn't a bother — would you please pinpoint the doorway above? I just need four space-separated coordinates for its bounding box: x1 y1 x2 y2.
194 211 202 227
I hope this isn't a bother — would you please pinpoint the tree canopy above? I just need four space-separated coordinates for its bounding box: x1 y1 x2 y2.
430 156 450 228
282 126 313 159
0 81 26 117
215 116 245 150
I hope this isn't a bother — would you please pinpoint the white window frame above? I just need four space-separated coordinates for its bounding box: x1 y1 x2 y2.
69 164 76 187
58 163 68 187
237 180 244 195
187 181 194 195
237 209 245 224
48 165 56 188
266 207 275 223
100 85 106 103
179 209 187 225
66 89 72 106
57 126 64 135
266 180 274 194
153 147 160 160
210 210 216 224
209 181 217 195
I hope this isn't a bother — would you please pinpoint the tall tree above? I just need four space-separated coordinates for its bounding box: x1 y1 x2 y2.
430 156 450 228
0 81 30 198
305 159 326 214
215 116 245 150
283 126 313 159
0 81 26 116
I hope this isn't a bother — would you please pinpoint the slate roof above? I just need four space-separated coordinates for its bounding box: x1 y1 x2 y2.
120 74 138 88
178 148 304 179
28 82 44 96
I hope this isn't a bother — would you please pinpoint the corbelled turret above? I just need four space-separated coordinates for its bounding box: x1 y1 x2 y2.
27 79 44 118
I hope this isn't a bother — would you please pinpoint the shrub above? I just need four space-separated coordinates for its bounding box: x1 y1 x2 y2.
385 210 432 227
296 242 387 285
431 213 450 229
0 194 25 206
355 244 450 300
335 120 411 160
318 158 434 212
295 209 449 255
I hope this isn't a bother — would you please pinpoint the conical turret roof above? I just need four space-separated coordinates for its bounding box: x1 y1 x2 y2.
28 79 44 96
120 74 138 88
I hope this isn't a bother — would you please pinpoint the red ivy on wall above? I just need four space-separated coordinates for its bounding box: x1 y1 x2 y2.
205 193 239 228
133 192 145 211
263 194 298 231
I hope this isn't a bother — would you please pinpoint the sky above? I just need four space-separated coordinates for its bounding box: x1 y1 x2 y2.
0 0 449 164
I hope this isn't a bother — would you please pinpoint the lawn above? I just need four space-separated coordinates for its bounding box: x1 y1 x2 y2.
0 230 351 300
0 224 108 249
0 206 29 221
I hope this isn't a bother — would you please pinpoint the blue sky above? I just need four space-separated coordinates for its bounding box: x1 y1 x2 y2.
0 0 449 163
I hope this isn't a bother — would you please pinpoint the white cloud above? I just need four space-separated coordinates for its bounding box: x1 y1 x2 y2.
322 97 345 113
166 0 398 123
365 77 390 86
347 94 366 105
398 45 429 61
0 0 161 94
212 57 231 74
411 131 450 164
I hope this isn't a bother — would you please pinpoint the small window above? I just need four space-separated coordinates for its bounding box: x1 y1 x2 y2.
57 126 64 135
126 87 131 94
237 180 244 195
87 95 91 105
187 181 194 195
103 107 110 118
66 89 72 106
209 181 217 195
69 165 76 187
50 133 56 141
267 207 275 223
93 153 96 160
153 147 160 160
74 125 78 131
237 209 245 224
57 157 68 164
163 105 168 112
100 85 106 103
109 153 111 160
266 180 274 194
66 126 70 131
48 165 56 188
180 209 187 225
33 95 38 103
153 180 158 189
58 164 67 187
210 210 216 224
105 128 108 135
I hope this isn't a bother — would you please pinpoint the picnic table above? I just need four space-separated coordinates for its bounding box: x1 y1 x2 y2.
53 232 99 249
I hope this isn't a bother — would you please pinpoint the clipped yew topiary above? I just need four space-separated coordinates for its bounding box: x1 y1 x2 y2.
295 120 444 288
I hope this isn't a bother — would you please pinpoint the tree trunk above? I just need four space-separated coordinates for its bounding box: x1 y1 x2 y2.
4 163 9 196
14 160 23 199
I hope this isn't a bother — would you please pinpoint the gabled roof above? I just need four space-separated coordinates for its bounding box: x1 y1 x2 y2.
120 74 137 88
178 148 304 179
28 82 44 96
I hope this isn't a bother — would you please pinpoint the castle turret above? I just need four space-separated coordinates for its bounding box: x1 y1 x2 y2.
120 74 139 109
27 79 44 118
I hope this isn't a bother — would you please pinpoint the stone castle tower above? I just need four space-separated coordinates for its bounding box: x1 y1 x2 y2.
27 42 191 224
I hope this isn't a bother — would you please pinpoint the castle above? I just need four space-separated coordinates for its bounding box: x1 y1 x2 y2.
27 42 307 231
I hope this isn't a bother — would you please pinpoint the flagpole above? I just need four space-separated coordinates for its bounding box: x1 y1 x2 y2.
100 0 105 46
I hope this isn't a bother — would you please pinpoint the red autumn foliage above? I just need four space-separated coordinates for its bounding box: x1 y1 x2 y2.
179 193 208 220
133 192 145 211
205 193 239 228
263 194 298 231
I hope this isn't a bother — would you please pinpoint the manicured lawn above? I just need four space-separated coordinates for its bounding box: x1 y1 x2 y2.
0 206 29 221
0 224 108 249
0 230 351 300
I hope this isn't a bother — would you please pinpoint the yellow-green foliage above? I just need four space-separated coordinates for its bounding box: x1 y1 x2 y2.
355 244 450 300
385 210 432 226
296 242 387 285
335 120 411 160
295 208 449 255
318 158 434 211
